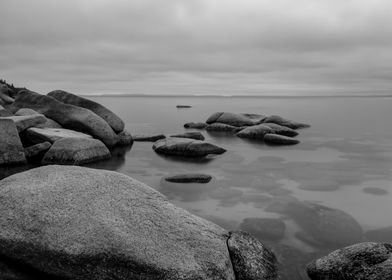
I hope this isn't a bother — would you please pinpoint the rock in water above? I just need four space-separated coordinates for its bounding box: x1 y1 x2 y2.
262 123 299 137
42 138 111 165
170 132 205 140
24 142 52 160
262 115 310 129
184 122 207 129
133 134 166 142
1 114 47 132
11 90 117 147
236 124 273 139
240 218 286 241
206 112 264 127
153 137 226 157
0 119 26 165
48 90 125 133
307 242 392 280
206 123 243 132
26 127 92 144
0 165 235 279
227 231 278 280
165 174 212 183
176 105 192 108
116 129 133 146
263 134 300 145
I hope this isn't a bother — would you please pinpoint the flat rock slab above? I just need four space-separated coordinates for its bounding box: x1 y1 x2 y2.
26 127 92 144
170 132 205 141
184 122 207 129
206 123 243 132
307 242 392 280
0 119 26 165
24 142 52 159
0 165 235 280
240 218 286 241
236 124 273 139
1 114 47 132
206 112 264 127
165 174 212 183
262 123 299 137
42 138 111 165
133 134 166 142
153 137 226 157
264 134 300 145
262 115 310 129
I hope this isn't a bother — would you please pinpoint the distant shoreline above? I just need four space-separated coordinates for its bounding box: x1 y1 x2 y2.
82 94 392 98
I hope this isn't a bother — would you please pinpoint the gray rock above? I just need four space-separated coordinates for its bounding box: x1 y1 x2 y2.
366 226 392 243
0 105 13 117
0 119 26 166
24 142 52 159
170 132 205 141
15 108 62 129
262 123 299 137
176 105 192 108
133 134 166 142
48 90 124 133
26 127 92 144
236 124 273 139
206 112 263 127
264 134 300 145
0 84 15 104
184 122 207 129
240 218 286 241
153 137 226 157
0 165 235 280
165 174 212 183
116 129 133 146
1 114 47 133
262 115 310 129
307 242 392 280
12 90 117 147
42 138 110 165
206 123 243 132
227 231 278 280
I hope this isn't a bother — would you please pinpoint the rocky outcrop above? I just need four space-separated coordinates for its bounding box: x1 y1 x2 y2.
206 112 264 127
26 127 92 144
116 129 133 146
263 134 300 145
153 137 226 157
239 218 286 241
42 138 110 165
48 90 125 133
307 242 392 280
236 124 273 139
262 115 310 129
0 119 26 165
206 123 243 132
184 122 208 129
24 142 52 160
170 132 205 141
1 114 47 133
262 123 299 137
15 108 62 129
11 90 117 147
165 174 212 183
133 134 166 142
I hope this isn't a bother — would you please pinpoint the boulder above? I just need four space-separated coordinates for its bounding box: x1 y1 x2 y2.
263 134 300 145
11 90 117 147
24 142 52 160
42 138 110 165
184 122 207 129
15 108 62 129
206 123 242 132
133 134 166 142
116 129 133 146
0 105 12 117
206 112 263 127
170 132 205 141
1 114 47 133
227 231 278 280
153 137 226 157
239 218 286 241
25 127 92 144
366 226 392 243
262 123 299 137
236 124 273 139
0 119 26 165
307 242 392 280
165 174 212 183
0 165 236 279
262 115 310 129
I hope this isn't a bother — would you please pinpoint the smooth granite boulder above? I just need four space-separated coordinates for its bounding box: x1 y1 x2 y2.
263 134 300 145
165 174 212 183
26 127 92 144
236 124 273 139
48 90 125 133
133 134 166 142
42 138 110 165
116 129 133 146
170 132 205 141
184 122 207 129
307 242 392 280
262 115 310 129
227 231 278 280
153 137 226 157
240 218 286 241
206 123 243 132
24 142 52 160
1 114 47 133
0 119 26 165
11 90 117 147
206 112 263 127
0 165 235 280
15 108 62 129
262 123 299 137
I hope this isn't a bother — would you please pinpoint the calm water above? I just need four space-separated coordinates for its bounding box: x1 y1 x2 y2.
2 96 392 279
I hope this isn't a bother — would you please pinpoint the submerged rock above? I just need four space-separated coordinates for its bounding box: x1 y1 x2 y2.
1 114 47 133
184 122 208 129
153 137 226 157
236 124 273 139
206 112 263 127
307 242 392 280
239 218 286 241
262 115 310 129
116 129 133 146
24 142 52 160
263 134 300 145
206 123 242 132
0 119 26 166
26 127 92 144
165 174 212 183
170 132 205 141
262 123 299 137
133 134 166 142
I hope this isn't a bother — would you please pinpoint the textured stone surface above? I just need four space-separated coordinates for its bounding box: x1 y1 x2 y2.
26 127 92 144
0 165 235 280
236 124 273 139
15 108 62 129
0 105 13 117
184 122 207 129
116 129 133 146
170 132 205 141
133 134 166 142
1 114 47 132
165 174 212 183
206 123 243 132
240 218 286 241
24 142 52 159
262 115 310 129
263 134 300 145
206 112 263 127
262 123 299 137
48 90 124 133
0 119 26 165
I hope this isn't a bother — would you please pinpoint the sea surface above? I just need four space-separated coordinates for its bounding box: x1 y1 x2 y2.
2 96 392 279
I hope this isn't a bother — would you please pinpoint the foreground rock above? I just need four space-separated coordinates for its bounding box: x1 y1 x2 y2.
48 90 125 133
1 114 47 132
15 108 62 128
153 137 226 157
184 122 208 129
236 124 273 139
26 127 92 144
24 142 52 160
11 90 117 147
206 123 243 132
228 231 278 280
262 123 299 137
240 218 286 241
171 132 205 141
0 119 26 165
133 133 166 142
264 134 300 145
165 174 212 183
307 242 392 280
262 115 310 129
206 112 264 127
42 138 111 165
0 165 236 279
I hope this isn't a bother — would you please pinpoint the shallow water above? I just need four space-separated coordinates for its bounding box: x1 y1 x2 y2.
2 96 392 279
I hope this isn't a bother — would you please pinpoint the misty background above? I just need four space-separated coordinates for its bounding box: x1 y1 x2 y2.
1 0 392 96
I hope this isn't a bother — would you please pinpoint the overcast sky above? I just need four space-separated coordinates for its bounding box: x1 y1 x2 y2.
1 0 392 95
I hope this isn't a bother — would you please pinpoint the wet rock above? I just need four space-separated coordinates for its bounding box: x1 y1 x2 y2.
239 218 286 241
184 122 207 129
262 115 310 129
227 231 278 280
15 108 62 129
24 142 51 160
165 174 212 183
206 123 243 132
1 114 47 133
0 165 235 279
236 124 273 139
171 132 205 141
307 242 392 280
206 112 264 127
153 137 226 157
264 134 300 145
366 226 392 243
116 129 133 146
133 133 166 142
48 90 125 133
0 119 26 166
262 123 299 137
42 138 111 165
25 127 92 144
176 105 192 108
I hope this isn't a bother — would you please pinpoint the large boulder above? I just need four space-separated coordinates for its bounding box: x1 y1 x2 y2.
0 119 26 165
48 90 125 133
11 90 117 147
24 142 52 160
15 108 62 129
206 112 264 127
116 129 133 146
262 115 310 129
153 137 226 157
1 114 47 133
263 134 300 145
0 165 236 279
262 123 299 137
307 242 392 280
25 127 92 144
236 124 273 139
42 138 111 165
170 132 205 141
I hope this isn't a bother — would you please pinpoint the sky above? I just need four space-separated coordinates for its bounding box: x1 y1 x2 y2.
1 0 392 96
